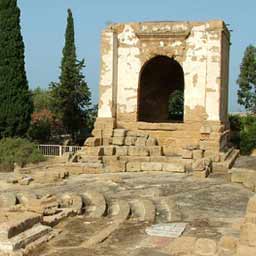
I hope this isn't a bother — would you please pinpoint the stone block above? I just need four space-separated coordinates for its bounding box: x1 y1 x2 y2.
16 192 37 206
127 130 147 137
92 128 113 138
19 176 33 186
24 195 58 215
104 160 126 173
113 129 127 137
84 146 104 156
204 150 220 162
102 137 112 145
112 136 125 146
162 163 185 173
128 146 149 156
120 156 150 162
0 212 41 240
148 146 162 156
103 146 116 156
81 190 106 218
124 136 137 146
135 137 147 146
115 146 128 156
102 156 119 163
84 137 101 147
163 146 179 156
184 144 199 151
59 193 83 215
192 158 211 172
200 125 212 134
182 149 193 159
129 199 155 222
146 137 158 146
150 156 168 162
193 149 204 159
126 162 141 172
78 155 101 163
141 162 162 172
42 208 74 227
194 238 217 256
103 129 113 137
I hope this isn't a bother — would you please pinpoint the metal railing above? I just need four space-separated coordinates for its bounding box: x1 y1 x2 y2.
38 144 83 157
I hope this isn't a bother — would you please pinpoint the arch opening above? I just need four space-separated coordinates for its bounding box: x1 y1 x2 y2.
138 55 184 123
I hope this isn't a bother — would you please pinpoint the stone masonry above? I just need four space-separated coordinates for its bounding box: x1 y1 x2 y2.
95 20 231 157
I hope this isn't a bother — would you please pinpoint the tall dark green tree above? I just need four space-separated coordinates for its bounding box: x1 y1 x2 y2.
50 9 91 140
237 45 256 112
0 0 33 137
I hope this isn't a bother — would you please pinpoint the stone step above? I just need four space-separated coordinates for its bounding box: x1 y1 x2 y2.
220 147 234 162
155 197 182 223
78 162 104 168
81 190 107 218
226 149 240 169
0 224 52 252
213 149 240 173
129 198 155 222
76 155 103 163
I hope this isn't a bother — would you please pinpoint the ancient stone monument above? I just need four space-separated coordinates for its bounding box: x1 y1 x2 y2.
94 20 230 155
72 19 239 176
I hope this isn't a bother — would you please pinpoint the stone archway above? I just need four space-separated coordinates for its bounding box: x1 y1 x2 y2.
138 55 185 122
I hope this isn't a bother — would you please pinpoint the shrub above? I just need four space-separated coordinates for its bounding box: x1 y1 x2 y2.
229 114 256 155
28 119 51 143
0 138 45 172
239 115 256 155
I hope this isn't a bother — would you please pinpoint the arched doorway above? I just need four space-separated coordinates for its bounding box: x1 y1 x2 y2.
138 55 184 122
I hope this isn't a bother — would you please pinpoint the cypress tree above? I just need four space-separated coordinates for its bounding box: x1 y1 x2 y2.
237 45 256 112
50 9 91 140
0 0 33 138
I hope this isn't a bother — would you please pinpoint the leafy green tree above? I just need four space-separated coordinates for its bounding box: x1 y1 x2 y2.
237 45 256 112
168 90 184 121
32 87 53 112
0 0 33 137
50 9 91 140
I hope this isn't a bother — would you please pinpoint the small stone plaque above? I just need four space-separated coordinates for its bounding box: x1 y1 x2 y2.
145 223 187 238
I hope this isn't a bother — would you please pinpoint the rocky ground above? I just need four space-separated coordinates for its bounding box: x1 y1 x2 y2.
0 162 254 256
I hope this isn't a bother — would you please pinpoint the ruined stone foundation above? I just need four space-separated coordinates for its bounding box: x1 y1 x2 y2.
71 126 239 177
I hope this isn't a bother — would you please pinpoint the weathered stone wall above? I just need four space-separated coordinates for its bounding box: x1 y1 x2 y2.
96 20 230 153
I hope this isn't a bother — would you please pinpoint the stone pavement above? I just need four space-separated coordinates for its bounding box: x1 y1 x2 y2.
0 170 253 255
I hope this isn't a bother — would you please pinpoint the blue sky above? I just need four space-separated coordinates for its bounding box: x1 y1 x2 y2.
18 0 255 112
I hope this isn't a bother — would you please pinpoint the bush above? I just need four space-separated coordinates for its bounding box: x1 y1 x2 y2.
239 115 256 155
229 114 256 155
27 119 51 143
0 138 45 172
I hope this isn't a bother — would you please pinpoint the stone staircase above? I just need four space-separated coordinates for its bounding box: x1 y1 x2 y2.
70 128 239 177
